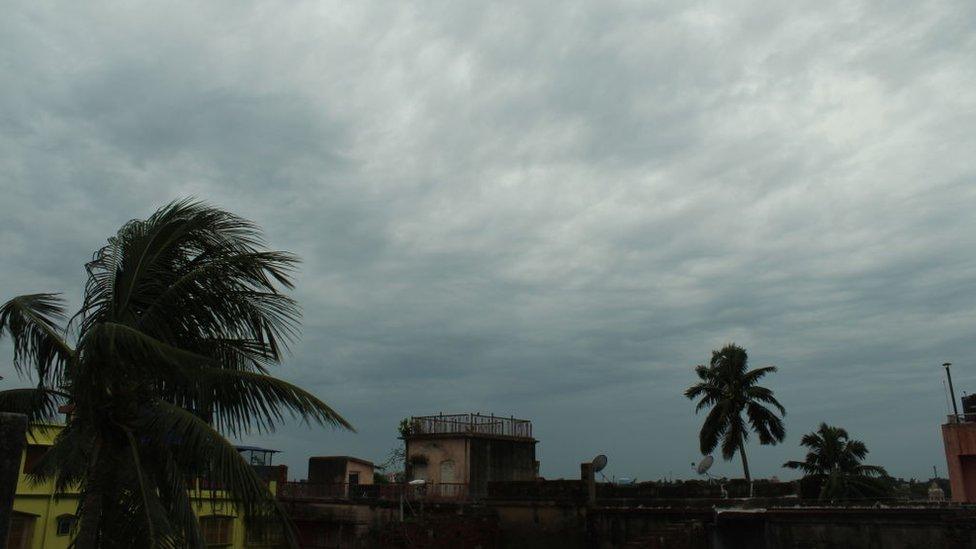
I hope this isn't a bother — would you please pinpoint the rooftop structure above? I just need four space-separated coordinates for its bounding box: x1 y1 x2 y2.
404 413 538 499
407 413 534 440
942 412 976 503
307 456 375 494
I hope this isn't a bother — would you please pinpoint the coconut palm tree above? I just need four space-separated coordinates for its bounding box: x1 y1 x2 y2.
0 199 352 548
684 344 786 487
783 423 888 500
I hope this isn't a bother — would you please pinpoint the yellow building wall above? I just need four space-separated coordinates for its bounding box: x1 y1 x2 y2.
11 424 279 549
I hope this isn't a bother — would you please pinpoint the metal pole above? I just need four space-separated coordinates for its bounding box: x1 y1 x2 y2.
945 363 960 420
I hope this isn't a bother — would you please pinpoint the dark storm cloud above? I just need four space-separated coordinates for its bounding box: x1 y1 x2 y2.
2 0 976 480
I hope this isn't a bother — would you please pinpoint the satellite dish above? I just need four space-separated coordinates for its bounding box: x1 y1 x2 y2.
408 479 427 486
695 455 714 475
592 454 608 473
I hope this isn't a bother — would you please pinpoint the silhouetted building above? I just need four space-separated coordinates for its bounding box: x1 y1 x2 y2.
308 456 375 487
942 404 976 502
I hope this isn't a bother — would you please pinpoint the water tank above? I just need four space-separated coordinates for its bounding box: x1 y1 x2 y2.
963 394 976 421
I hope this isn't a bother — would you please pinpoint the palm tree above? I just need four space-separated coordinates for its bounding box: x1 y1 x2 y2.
0 199 352 548
783 423 889 500
684 343 786 487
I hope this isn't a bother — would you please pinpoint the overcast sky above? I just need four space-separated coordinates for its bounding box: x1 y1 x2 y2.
2 1 976 482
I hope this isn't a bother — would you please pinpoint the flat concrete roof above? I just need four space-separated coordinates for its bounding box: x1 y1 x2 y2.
309 455 375 467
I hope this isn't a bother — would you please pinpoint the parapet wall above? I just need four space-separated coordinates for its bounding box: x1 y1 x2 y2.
487 478 798 502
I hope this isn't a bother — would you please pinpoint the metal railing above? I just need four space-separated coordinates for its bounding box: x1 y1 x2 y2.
946 413 976 424
276 482 469 502
409 413 533 439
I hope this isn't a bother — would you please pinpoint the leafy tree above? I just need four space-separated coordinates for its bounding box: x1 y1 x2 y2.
0 200 351 548
684 343 786 487
784 422 889 500
377 418 416 480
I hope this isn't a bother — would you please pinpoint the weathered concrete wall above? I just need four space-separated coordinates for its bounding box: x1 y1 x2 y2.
486 480 976 549
468 438 536 497
406 437 469 485
405 435 536 497
763 508 976 549
492 501 587 549
347 461 375 485
942 423 976 502
287 499 400 547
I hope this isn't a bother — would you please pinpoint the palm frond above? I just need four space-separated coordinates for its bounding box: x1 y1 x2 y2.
140 400 299 547
198 369 353 436
741 365 777 386
720 416 746 460
29 420 92 492
0 387 64 422
0 293 74 384
699 401 730 455
746 402 786 444
783 460 815 474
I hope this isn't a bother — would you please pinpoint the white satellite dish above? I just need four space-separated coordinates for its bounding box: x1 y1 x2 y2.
408 479 427 486
695 455 714 475
592 454 608 473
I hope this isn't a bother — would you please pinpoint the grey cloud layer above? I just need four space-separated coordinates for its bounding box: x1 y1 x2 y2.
2 0 975 479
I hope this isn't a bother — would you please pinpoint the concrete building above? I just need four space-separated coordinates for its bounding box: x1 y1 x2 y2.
308 456 375 487
403 413 538 499
942 412 976 502
6 423 285 549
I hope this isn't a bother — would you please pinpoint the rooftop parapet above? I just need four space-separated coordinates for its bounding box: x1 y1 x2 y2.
407 413 533 440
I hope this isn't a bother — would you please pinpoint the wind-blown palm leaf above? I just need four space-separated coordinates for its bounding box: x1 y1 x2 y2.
684 343 786 484
29 419 92 492
195 369 352 436
1 199 351 548
0 387 65 423
140 401 299 546
0 293 74 385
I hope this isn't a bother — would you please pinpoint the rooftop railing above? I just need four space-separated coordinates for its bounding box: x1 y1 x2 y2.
408 413 533 439
946 413 976 424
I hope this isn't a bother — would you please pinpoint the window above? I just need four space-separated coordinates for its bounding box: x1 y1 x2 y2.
56 515 77 536
200 516 233 546
439 460 456 483
412 462 428 481
348 472 360 486
22 445 47 474
5 514 36 549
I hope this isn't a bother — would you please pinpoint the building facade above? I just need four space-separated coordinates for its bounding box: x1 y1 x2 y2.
403 413 538 499
6 424 283 549
942 415 976 502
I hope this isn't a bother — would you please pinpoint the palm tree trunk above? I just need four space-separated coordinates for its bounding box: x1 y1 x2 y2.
75 437 105 548
737 440 753 496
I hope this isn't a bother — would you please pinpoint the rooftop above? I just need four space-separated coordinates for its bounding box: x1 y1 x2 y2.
407 413 533 440
309 455 375 467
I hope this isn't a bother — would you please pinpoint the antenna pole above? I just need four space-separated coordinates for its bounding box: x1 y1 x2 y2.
945 363 960 420
944 380 951 414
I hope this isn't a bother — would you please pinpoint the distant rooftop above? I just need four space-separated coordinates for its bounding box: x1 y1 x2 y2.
235 445 280 453
309 455 375 467
408 413 533 440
